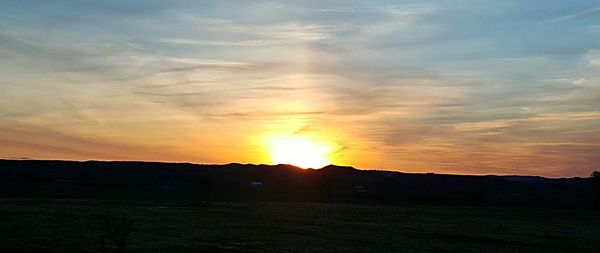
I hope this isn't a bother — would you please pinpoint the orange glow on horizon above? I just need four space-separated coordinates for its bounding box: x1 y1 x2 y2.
265 135 332 169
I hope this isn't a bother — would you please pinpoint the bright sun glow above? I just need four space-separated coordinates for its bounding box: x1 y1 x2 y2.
266 135 331 169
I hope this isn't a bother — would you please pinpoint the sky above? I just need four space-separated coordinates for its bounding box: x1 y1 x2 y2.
0 0 599 177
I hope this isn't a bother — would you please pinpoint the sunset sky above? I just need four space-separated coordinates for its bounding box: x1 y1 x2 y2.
1 0 599 177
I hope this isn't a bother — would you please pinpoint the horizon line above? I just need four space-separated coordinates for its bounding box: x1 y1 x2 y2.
0 158 588 180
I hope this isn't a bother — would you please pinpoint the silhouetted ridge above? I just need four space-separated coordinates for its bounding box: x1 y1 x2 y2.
0 159 595 208
320 164 357 171
501 176 548 183
274 164 305 170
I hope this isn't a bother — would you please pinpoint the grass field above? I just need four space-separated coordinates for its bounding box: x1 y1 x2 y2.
1 199 599 252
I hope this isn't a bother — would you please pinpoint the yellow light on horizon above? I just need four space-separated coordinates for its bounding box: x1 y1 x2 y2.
265 135 331 169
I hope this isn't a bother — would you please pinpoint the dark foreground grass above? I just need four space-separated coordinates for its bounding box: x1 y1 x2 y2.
0 199 599 252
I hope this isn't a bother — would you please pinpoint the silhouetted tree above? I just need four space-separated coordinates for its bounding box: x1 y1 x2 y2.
468 179 487 206
592 170 600 209
319 174 334 201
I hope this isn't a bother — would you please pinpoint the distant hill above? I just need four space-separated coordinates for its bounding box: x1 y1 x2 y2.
0 159 596 208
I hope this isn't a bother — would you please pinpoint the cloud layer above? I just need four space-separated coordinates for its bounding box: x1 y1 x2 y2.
1 0 599 177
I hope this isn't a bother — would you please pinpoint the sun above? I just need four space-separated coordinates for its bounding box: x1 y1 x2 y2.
265 135 331 169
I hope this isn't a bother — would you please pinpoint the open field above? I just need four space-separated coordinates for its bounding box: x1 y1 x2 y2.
1 199 599 252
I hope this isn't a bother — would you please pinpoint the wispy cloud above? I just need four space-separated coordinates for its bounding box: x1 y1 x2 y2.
159 38 269 47
537 6 600 24
1 0 599 177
